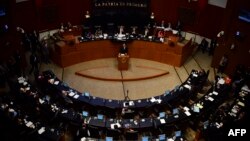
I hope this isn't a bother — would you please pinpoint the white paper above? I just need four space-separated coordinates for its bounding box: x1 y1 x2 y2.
160 119 166 124
237 101 245 107
183 106 190 111
185 111 191 116
73 94 79 99
69 92 75 97
38 127 45 134
184 84 191 90
26 121 33 127
192 73 198 77
218 79 225 85
54 81 59 85
212 91 218 95
208 97 214 101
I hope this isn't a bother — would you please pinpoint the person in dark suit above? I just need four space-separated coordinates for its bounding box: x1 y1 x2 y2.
29 53 39 74
217 54 228 74
120 43 128 54
209 38 217 55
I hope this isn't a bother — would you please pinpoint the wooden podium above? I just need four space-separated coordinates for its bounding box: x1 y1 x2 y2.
117 53 129 70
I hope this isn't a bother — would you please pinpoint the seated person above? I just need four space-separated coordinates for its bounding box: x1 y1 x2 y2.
95 27 103 38
131 26 138 37
67 22 72 30
199 38 209 53
157 30 164 38
120 43 128 54
85 11 90 19
161 20 165 28
144 27 149 38
118 25 125 35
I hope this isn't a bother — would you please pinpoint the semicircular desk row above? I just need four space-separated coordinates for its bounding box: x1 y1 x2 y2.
52 37 193 68
37 70 230 131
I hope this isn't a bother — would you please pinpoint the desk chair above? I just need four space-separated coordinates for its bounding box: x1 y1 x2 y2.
106 128 121 140
125 130 139 140
88 125 101 138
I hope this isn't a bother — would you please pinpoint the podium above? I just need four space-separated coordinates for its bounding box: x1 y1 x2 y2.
117 53 129 70
64 34 76 45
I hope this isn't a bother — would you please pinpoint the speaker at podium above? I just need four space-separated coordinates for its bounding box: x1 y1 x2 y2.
117 53 129 71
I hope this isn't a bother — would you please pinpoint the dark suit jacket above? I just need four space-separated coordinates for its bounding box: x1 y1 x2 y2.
120 46 128 54
30 54 38 65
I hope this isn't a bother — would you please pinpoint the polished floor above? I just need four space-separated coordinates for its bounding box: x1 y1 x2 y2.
39 49 215 101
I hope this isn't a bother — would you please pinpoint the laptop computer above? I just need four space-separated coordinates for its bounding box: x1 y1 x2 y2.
173 108 179 115
175 130 181 137
159 134 166 141
97 114 104 120
159 112 166 118
105 136 113 141
82 111 89 117
142 136 149 141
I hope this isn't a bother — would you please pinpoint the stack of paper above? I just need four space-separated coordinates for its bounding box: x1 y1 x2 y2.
38 127 45 134
62 109 68 114
54 81 59 85
150 97 156 103
237 101 245 107
208 97 214 101
73 94 79 99
185 111 191 116
212 91 218 95
184 84 191 90
69 92 75 97
160 119 166 124
183 106 190 111
192 73 198 77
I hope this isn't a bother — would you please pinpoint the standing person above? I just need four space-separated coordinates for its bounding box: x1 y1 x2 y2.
120 43 128 54
41 41 50 64
13 50 22 76
217 55 228 74
29 53 39 75
144 27 149 38
209 38 217 56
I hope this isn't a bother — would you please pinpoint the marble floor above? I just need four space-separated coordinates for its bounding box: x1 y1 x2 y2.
39 49 216 101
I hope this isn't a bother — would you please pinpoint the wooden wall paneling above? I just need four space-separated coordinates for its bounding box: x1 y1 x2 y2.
212 0 250 75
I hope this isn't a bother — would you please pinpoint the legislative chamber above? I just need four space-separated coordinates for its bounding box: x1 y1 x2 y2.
1 0 249 141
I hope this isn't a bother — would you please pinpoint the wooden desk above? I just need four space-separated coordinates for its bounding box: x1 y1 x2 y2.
52 39 193 68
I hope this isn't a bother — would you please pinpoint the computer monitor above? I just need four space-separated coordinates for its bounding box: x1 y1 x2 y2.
142 136 149 141
84 92 90 97
159 134 166 141
97 114 104 120
193 105 200 113
164 90 170 96
203 120 209 129
82 111 89 117
175 130 181 137
173 108 179 115
159 112 166 118
105 136 113 141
